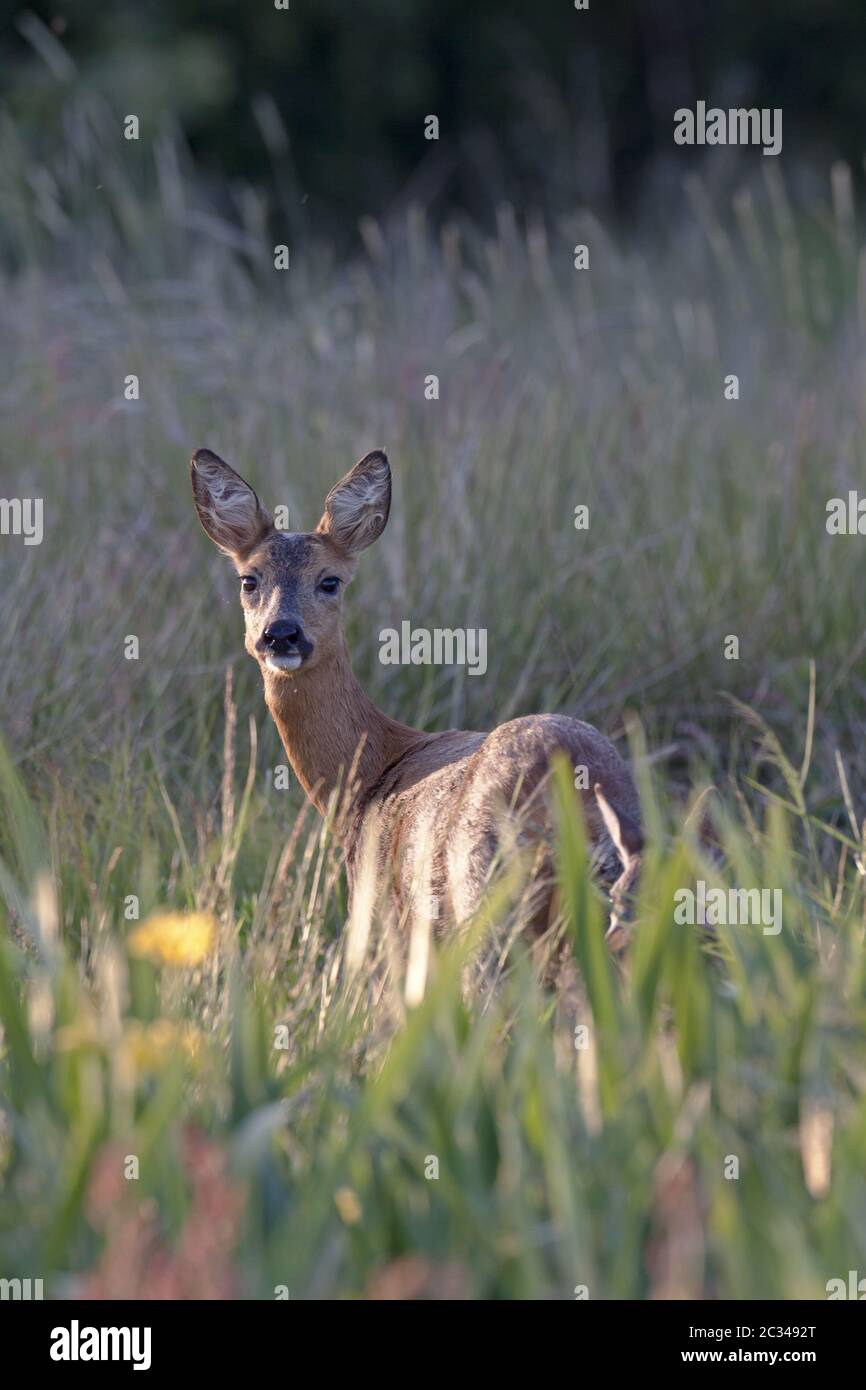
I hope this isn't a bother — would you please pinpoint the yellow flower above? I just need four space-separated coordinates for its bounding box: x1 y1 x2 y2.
127 911 216 967
122 1019 204 1073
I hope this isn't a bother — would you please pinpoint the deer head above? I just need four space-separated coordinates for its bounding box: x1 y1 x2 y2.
190 447 391 678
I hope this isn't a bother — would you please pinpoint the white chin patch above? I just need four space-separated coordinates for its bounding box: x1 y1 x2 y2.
265 653 303 673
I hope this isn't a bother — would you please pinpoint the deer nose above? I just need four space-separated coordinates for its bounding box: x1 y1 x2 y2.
263 620 303 652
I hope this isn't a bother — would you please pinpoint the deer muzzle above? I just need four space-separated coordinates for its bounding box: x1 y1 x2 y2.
258 619 315 672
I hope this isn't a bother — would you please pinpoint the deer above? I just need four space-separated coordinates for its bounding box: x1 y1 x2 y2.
190 446 642 949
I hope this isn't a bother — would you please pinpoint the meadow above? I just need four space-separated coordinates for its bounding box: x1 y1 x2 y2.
1 92 866 1298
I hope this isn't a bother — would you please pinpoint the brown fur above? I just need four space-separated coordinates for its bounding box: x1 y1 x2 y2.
190 447 642 939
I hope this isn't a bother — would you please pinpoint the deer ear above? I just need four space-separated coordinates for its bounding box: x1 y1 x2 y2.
190 449 273 557
593 784 643 866
315 450 391 555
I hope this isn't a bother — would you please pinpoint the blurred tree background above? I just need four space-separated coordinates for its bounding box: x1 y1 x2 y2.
3 0 865 246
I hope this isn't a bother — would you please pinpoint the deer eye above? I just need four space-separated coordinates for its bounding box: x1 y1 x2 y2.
319 576 340 594
241 576 258 593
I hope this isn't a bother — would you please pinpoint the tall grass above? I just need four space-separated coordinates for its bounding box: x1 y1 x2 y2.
1 91 866 1298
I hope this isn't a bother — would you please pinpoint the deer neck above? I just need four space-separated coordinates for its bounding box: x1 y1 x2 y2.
264 637 423 818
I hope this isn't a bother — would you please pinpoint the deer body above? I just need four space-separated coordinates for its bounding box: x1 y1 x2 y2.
191 448 641 936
